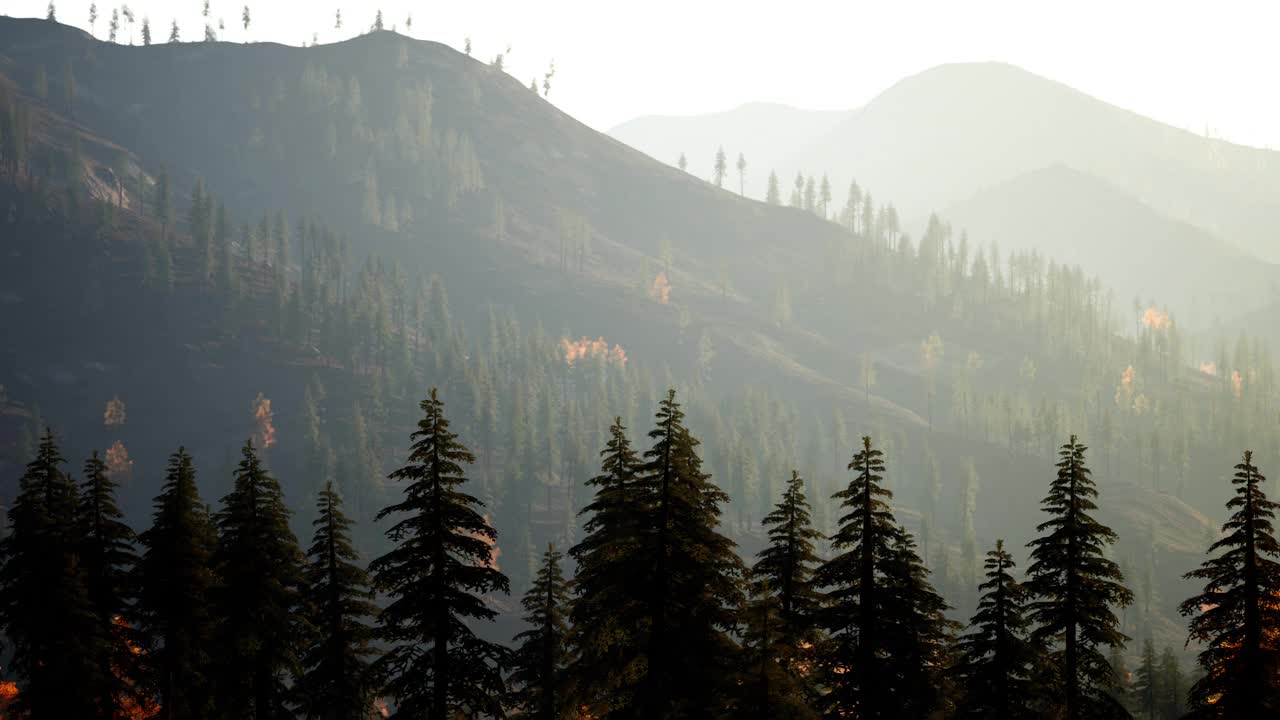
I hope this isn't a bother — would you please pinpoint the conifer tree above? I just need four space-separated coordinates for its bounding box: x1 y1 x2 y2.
212 440 308 720
0 430 105 718
714 146 727 187
813 436 953 719
766 170 781 205
1131 637 1158 720
135 447 219 720
751 470 823 674
729 575 819 720
297 481 380 720
952 539 1039 719
78 450 142 718
1024 435 1133 720
1179 450 1280 717
568 418 644 714
509 544 574 719
370 388 511 719
1155 646 1184 720
635 389 745 718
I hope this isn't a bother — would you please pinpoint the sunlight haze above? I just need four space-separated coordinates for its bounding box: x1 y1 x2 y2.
10 0 1280 148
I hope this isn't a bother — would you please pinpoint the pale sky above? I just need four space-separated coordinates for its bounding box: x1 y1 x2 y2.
10 0 1280 148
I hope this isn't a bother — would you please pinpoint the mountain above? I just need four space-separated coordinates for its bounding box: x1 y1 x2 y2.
0 17 1236 649
611 62 1280 323
817 63 1280 259
941 164 1280 326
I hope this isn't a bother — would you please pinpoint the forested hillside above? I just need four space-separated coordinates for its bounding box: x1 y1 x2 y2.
1 14 1278 718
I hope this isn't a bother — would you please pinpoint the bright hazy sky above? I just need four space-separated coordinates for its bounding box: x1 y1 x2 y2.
10 1 1280 149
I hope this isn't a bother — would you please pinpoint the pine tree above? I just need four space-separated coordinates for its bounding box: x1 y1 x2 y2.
0 430 105 718
1108 644 1132 714
212 440 308 720
713 146 727 188
370 388 511 719
297 481 380 720
1131 637 1158 720
952 539 1039 719
751 470 823 675
1179 450 1280 717
1155 646 1184 720
154 165 173 241
881 528 958 718
136 448 219 720
729 575 819 720
1024 435 1134 720
635 389 745 718
813 436 954 719
78 450 143 718
509 544 574 719
766 170 781 205
568 417 644 715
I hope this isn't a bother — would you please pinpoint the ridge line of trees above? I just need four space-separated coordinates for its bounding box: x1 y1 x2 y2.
2 388 1274 718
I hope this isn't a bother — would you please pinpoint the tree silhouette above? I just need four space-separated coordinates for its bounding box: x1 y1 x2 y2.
212 440 308 720
370 388 511 719
952 540 1039 719
1024 436 1133 720
1179 450 1280 717
0 430 105 718
509 544 574 719
814 436 953 719
136 448 219 720
297 482 380 719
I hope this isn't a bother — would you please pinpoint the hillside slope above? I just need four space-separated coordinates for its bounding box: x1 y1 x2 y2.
611 62 1280 322
941 164 1280 325
0 18 1231 649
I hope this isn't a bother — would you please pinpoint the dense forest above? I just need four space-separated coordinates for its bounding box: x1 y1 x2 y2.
4 390 1279 718
1 8 1279 720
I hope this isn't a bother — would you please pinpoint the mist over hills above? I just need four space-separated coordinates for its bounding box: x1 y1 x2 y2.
612 61 1280 327
0 15 1268 681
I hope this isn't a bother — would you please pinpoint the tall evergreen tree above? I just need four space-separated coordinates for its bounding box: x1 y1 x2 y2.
135 447 219 720
298 481 380 720
370 388 511 719
1024 435 1133 720
1131 637 1158 720
952 539 1039 719
78 450 143 719
568 417 644 715
509 544 574 719
0 430 105 719
1179 449 1280 717
635 389 745 718
813 436 953 719
766 170 781 205
1155 646 1184 720
212 440 309 720
751 470 823 675
729 575 819 720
